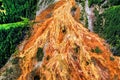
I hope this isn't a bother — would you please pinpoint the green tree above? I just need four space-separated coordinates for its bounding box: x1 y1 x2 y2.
0 0 38 23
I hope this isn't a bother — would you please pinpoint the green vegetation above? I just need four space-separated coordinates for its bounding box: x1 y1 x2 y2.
74 45 80 54
0 0 38 68
3 65 21 80
91 46 102 54
88 0 120 7
0 18 29 29
36 48 44 61
0 0 3 10
0 0 38 24
11 57 20 64
6 67 13 74
110 56 115 61
88 0 102 7
109 0 120 6
71 6 77 12
0 19 30 68
94 5 120 56
38 0 54 8
75 0 88 28
75 0 81 3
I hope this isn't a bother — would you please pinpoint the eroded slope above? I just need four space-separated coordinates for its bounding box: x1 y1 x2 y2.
1 0 120 80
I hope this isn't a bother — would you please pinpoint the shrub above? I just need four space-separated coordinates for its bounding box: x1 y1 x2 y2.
74 45 80 54
110 56 115 61
36 48 44 61
91 46 102 54
75 0 81 3
109 0 120 6
3 64 21 80
71 6 77 12
88 0 102 7
6 67 13 74
11 57 20 64
0 0 4 10
94 46 102 53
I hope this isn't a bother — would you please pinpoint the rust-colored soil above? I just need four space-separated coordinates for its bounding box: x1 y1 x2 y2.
5 0 120 80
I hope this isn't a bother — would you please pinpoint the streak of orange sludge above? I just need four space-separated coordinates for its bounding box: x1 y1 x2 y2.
18 0 120 80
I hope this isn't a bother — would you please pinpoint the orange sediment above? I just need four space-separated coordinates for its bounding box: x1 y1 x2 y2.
17 0 120 80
